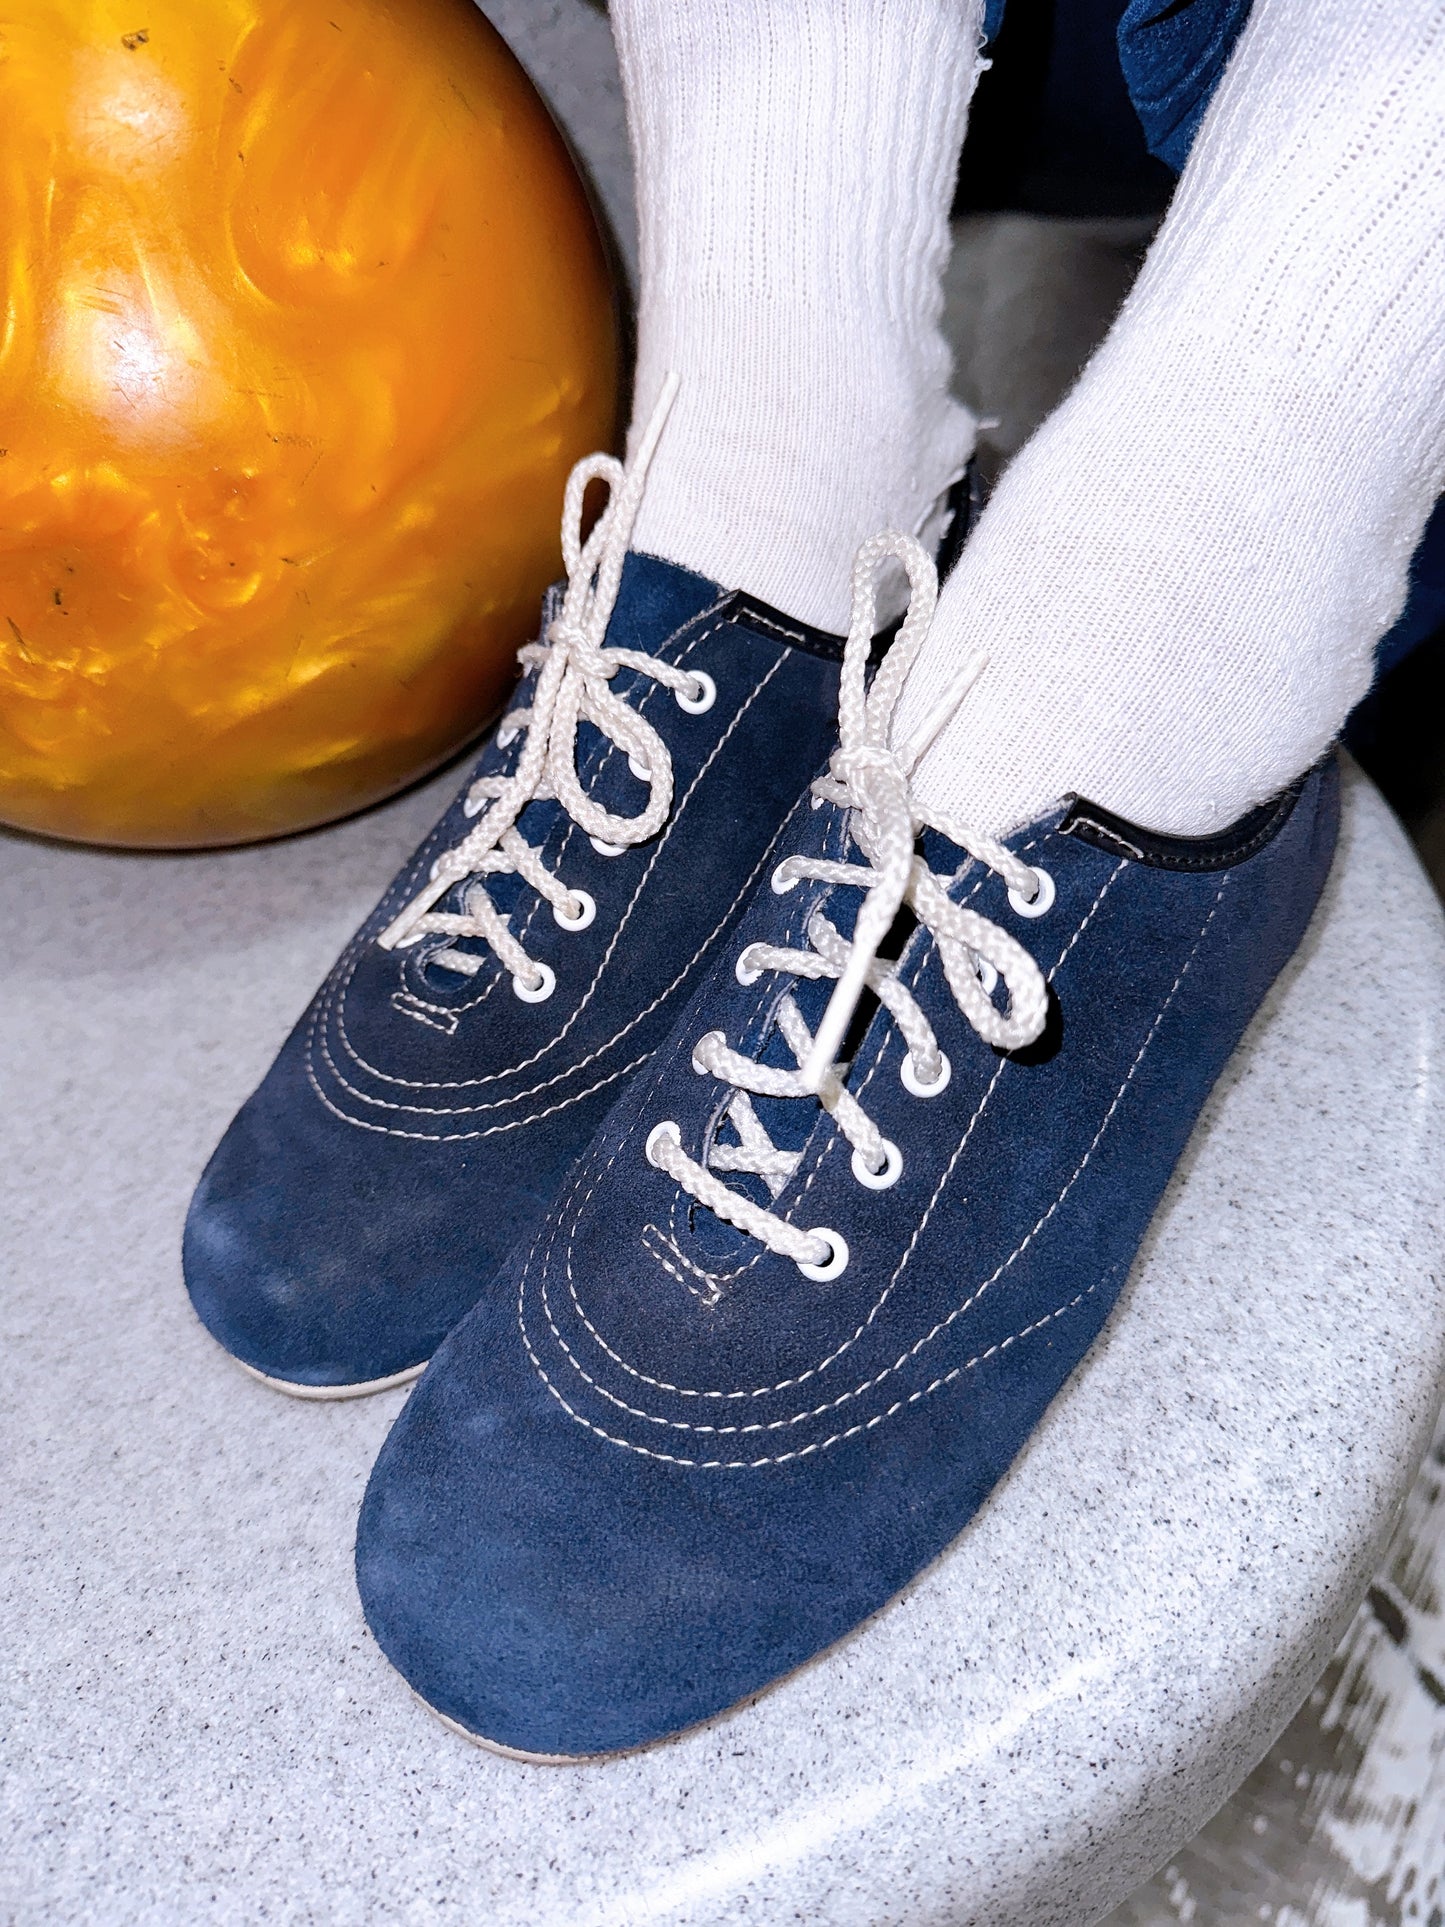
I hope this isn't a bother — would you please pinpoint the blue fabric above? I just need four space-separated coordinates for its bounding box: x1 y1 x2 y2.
981 0 1250 173
184 555 852 1390
357 756 1339 1757
1035 0 1177 210
1115 0 1252 170
961 0 1175 218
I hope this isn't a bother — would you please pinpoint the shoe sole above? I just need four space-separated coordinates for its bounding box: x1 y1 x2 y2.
412 1678 771 1766
420 1693 611 1765
235 1357 427 1401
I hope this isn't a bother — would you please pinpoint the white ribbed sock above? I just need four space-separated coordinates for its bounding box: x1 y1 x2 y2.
901 0 1445 839
613 0 983 633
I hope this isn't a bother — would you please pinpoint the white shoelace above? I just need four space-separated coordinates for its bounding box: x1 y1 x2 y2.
377 375 713 1000
645 531 1051 1279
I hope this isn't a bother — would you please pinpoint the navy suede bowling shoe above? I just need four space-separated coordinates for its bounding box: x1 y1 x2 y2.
184 387 975 1397
356 533 1340 1759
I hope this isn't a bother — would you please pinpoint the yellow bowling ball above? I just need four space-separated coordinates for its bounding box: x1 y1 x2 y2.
0 0 618 847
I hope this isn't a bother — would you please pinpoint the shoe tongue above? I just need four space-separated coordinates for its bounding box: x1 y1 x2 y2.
692 816 986 1256
713 819 972 1195
748 972 835 1162
919 821 970 878
567 715 656 822
708 816 875 1214
433 555 719 945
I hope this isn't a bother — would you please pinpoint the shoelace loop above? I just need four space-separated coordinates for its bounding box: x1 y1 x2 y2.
377 375 704 994
647 529 1051 1273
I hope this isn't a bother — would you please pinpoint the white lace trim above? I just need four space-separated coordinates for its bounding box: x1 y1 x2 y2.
376 375 708 997
647 530 1051 1273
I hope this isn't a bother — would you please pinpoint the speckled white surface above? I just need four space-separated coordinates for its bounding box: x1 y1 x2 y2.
3 760 1444 1926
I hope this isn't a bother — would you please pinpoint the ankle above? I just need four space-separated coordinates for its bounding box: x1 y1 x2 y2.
612 0 985 629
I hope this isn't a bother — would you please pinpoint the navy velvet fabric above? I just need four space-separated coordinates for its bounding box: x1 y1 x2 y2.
357 758 1339 1757
184 555 851 1388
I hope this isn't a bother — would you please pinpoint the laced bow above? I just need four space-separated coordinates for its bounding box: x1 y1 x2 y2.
378 374 707 993
647 530 1051 1273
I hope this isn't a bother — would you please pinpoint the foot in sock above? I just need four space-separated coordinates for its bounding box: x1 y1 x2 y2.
353 0 1442 1755
897 0 1445 841
185 0 995 1393
355 534 1339 1758
182 391 980 1396
184 391 860 1394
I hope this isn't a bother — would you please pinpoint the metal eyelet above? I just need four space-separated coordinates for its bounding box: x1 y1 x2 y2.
901 1050 951 1097
462 792 485 818
1008 865 1055 918
674 670 716 715
973 954 998 995
644 1119 682 1168
852 1139 903 1190
497 722 519 749
770 863 800 895
735 944 764 986
512 961 557 1004
553 889 596 932
628 753 651 781
590 835 627 857
797 1228 849 1282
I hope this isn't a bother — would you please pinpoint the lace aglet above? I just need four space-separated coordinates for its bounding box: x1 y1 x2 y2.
894 646 990 775
799 1041 831 1096
802 959 867 1094
634 371 680 469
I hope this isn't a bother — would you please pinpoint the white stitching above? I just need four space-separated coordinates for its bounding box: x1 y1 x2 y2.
640 1226 724 1308
313 645 787 1118
564 835 1110 1397
522 1220 1108 1470
1063 814 1146 861
305 800 792 1130
303 1049 651 1142
520 868 1228 1464
354 599 735 1024
389 991 459 1036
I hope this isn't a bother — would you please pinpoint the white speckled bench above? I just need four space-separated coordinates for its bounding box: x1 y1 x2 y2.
3 756 1443 1925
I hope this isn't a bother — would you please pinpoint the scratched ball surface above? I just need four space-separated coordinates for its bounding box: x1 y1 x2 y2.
0 0 618 847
